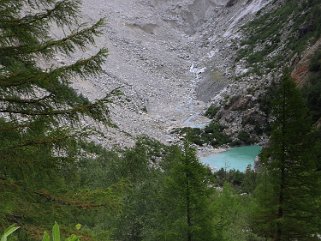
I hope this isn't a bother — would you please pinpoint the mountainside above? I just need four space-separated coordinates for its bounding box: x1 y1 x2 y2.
219 0 321 141
74 0 271 147
1 1 321 240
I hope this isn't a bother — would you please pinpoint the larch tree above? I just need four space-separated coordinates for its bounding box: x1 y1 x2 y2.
156 143 214 241
252 75 321 241
0 0 115 186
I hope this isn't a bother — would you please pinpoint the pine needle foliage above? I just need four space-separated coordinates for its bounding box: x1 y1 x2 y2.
0 2 117 235
252 75 321 241
0 0 112 190
0 0 110 121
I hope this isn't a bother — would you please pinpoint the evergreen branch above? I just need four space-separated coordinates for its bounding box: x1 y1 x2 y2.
0 94 54 105
49 48 108 80
0 87 119 118
0 176 107 209
0 1 21 18
1 133 70 150
0 72 42 87
34 190 107 209
39 18 106 56
0 48 107 88
0 126 89 150
0 0 80 27
0 106 86 116
0 18 106 57
0 122 32 131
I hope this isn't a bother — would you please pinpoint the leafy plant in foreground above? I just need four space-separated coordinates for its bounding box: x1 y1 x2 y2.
42 223 79 241
1 223 81 241
1 225 19 241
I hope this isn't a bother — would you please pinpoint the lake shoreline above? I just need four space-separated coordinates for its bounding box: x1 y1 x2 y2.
197 145 228 159
199 145 262 172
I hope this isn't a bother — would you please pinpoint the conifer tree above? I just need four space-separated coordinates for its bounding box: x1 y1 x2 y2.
252 75 321 240
0 1 120 235
156 143 213 241
0 0 113 185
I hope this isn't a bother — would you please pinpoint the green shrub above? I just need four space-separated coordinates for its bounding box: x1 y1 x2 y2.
203 121 231 146
177 121 230 147
204 105 219 119
237 131 255 145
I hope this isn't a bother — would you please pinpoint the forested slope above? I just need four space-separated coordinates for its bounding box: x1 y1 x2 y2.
1 0 321 241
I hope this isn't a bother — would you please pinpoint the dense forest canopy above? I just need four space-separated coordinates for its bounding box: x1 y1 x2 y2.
1 0 321 241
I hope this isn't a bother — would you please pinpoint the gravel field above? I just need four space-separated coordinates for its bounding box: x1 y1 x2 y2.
70 0 270 148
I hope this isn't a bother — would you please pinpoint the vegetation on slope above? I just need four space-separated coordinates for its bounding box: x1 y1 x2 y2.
303 48 321 122
1 1 321 241
0 0 116 239
252 75 321 240
174 121 231 147
238 0 321 74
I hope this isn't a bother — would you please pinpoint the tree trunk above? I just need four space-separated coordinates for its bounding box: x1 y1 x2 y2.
274 85 287 241
185 168 192 241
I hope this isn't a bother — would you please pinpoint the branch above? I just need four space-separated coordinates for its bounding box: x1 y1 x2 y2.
0 122 32 132
0 87 120 118
0 48 107 88
0 94 54 105
0 0 80 28
34 190 107 209
0 18 106 57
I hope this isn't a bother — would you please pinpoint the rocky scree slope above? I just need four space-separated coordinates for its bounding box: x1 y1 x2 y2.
71 0 273 148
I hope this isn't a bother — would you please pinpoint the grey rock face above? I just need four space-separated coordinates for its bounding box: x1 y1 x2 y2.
72 0 272 147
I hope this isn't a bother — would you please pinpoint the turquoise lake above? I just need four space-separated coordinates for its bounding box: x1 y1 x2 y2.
200 145 262 172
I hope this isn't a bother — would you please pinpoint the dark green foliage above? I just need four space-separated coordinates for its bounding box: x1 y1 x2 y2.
252 75 321 240
215 169 244 188
204 105 219 119
203 121 231 146
255 82 280 135
0 138 167 240
214 166 256 194
177 127 204 146
238 0 321 73
0 0 118 239
107 140 167 241
257 82 278 118
235 131 255 145
1 133 268 240
210 184 263 241
0 0 114 189
177 121 230 147
156 144 214 241
58 138 212 241
241 166 257 194
309 48 321 72
304 80 321 122
76 140 219 241
303 48 321 122
110 143 215 241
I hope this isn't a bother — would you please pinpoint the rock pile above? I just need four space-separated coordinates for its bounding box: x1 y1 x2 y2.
72 0 273 148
